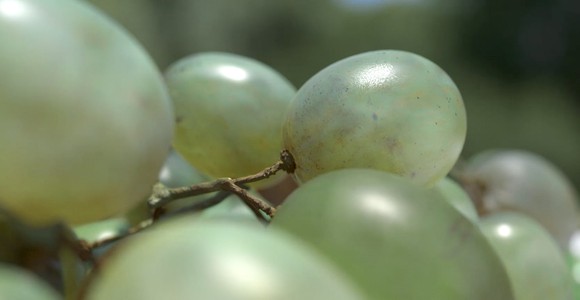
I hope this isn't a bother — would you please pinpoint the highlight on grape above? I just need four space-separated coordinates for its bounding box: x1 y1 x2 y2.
0 0 577 299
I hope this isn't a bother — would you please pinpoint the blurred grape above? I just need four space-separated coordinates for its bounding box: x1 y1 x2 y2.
464 149 579 249
85 0 170 67
271 169 513 299
0 263 61 300
85 220 365 300
480 212 574 300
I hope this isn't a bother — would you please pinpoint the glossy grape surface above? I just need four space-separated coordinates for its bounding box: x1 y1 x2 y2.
85 220 365 300
465 150 579 248
432 177 479 222
0 0 174 225
270 169 512 300
283 50 466 186
0 263 60 300
480 212 573 300
165 52 296 186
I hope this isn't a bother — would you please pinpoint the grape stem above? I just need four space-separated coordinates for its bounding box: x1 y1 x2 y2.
87 219 152 251
148 150 296 220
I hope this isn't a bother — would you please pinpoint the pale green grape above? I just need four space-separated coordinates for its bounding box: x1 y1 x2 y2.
567 253 580 300
567 230 580 299
283 50 466 186
165 52 296 187
85 220 365 300
432 177 479 222
0 0 174 225
270 169 513 300
480 212 574 300
0 263 60 300
465 150 579 248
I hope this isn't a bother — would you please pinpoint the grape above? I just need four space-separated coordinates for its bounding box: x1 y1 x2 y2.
567 254 580 300
567 230 580 299
270 169 513 299
480 212 574 300
432 177 479 222
283 50 466 186
165 52 296 187
0 263 60 300
85 220 365 300
464 149 579 248
0 0 174 225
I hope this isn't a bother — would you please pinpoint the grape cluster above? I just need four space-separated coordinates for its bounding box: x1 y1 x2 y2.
0 1 578 299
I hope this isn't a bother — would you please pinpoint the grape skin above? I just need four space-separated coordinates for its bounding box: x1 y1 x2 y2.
480 212 574 300
465 150 580 249
0 0 174 225
271 169 513 299
283 50 466 186
85 220 365 300
165 52 296 187
0 263 60 300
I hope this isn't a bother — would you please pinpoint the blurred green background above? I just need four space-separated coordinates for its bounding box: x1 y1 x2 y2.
86 0 580 190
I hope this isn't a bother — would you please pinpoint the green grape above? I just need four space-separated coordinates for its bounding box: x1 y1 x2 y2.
85 220 365 300
165 52 296 187
465 149 579 248
270 169 513 300
283 50 466 186
432 177 479 222
0 0 174 225
480 212 574 300
567 230 580 299
0 263 60 300
567 254 580 300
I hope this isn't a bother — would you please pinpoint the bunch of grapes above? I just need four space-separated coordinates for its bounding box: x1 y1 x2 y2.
0 1 578 299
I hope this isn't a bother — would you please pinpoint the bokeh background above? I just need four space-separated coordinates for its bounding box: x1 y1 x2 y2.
86 0 580 190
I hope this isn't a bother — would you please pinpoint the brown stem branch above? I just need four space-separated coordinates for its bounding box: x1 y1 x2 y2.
158 191 231 220
147 150 295 218
223 182 274 222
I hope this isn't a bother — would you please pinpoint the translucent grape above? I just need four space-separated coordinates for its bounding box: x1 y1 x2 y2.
465 149 579 248
270 169 513 299
480 212 574 300
0 263 60 300
0 0 174 225
165 52 296 187
283 50 466 185
85 220 365 300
